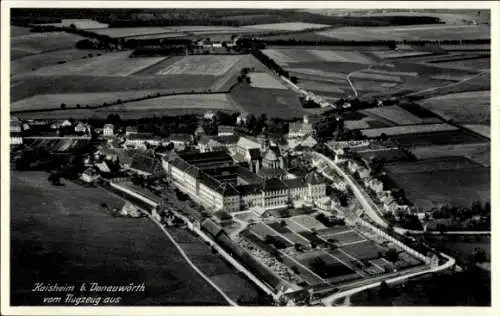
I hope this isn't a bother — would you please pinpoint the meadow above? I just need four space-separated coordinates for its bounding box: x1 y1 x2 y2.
245 22 331 31
10 171 228 306
418 90 490 124
385 167 490 211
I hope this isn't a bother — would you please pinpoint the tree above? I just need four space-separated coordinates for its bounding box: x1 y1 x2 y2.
471 248 487 263
290 76 298 84
384 248 399 263
61 103 66 109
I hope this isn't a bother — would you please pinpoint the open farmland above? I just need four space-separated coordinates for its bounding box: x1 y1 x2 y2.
10 171 228 305
361 106 441 125
360 123 458 137
410 143 490 167
390 130 487 148
432 58 490 71
30 52 167 77
11 49 101 75
155 55 244 76
418 90 490 124
229 84 304 119
245 22 331 31
39 18 109 29
100 93 240 112
11 75 218 103
11 32 85 56
316 24 490 41
248 72 287 90
384 164 490 210
262 49 375 66
11 90 183 111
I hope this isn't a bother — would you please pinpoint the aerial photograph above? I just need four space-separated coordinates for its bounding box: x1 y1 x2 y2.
5 4 491 310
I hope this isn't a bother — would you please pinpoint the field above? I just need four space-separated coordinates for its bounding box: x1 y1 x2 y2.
155 55 244 76
384 160 490 210
390 130 486 148
11 49 100 75
229 84 304 119
360 123 457 138
463 124 490 139
316 24 490 41
418 90 490 124
410 143 490 167
248 72 287 90
261 47 486 101
11 75 221 104
39 18 109 29
384 157 483 174
11 32 85 56
245 22 331 31
361 106 441 125
89 25 251 38
30 52 167 77
101 93 240 112
11 90 184 111
10 171 229 305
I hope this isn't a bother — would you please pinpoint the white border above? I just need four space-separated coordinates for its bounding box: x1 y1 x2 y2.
1 1 498 316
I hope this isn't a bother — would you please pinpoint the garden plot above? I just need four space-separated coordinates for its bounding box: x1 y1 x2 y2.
156 55 243 76
290 215 327 231
32 52 166 77
248 72 288 90
342 241 382 261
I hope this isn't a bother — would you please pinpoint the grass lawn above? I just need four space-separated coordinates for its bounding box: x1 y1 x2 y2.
10 171 228 306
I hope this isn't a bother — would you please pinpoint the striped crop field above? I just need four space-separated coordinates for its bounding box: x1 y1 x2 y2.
101 93 240 112
31 51 166 77
361 106 441 125
156 55 244 76
360 123 458 137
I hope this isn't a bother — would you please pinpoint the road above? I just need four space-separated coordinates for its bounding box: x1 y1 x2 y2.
311 152 457 305
402 70 488 98
320 249 456 306
346 65 373 97
107 182 278 301
139 208 238 306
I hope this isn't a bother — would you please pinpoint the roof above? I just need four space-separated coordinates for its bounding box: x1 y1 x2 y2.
258 167 287 179
178 150 233 168
262 178 288 191
201 218 223 237
237 136 260 150
83 167 98 177
263 148 278 161
103 123 114 129
126 126 138 132
169 133 193 142
248 148 261 160
237 184 262 195
128 133 157 141
118 149 145 165
284 178 306 189
212 135 240 145
305 172 324 185
218 125 235 134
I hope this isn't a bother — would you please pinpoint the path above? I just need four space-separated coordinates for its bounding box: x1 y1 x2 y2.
402 70 488 98
346 64 373 97
139 209 238 306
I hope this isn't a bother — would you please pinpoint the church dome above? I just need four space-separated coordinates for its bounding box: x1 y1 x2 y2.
264 148 278 161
